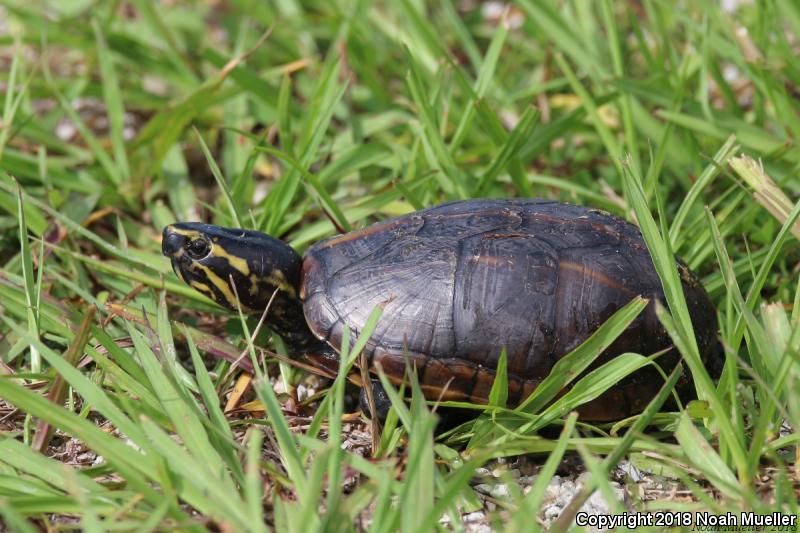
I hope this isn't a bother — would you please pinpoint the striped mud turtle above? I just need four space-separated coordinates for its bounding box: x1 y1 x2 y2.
162 198 721 421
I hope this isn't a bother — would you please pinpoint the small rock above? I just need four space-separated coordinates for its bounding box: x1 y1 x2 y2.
572 473 625 518
296 384 309 402
491 484 511 499
474 482 512 499
543 504 562 520
55 120 77 140
473 483 491 495
616 460 643 482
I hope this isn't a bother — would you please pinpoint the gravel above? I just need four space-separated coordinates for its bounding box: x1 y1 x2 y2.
455 456 687 532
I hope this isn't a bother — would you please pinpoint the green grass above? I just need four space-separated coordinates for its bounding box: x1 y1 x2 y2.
1 0 799 531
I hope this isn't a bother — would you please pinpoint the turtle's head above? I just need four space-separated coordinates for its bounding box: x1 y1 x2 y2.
162 223 302 313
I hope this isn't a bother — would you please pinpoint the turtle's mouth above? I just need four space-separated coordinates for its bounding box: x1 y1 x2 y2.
162 226 194 285
169 257 188 285
168 255 223 305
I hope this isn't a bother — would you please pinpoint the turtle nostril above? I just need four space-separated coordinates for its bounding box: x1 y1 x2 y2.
162 227 187 257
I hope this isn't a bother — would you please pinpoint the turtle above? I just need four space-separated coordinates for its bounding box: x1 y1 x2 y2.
161 198 721 421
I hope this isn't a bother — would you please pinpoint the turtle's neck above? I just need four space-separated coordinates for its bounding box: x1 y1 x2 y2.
264 292 325 355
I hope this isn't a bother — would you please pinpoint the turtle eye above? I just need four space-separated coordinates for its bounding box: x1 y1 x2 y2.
186 239 210 259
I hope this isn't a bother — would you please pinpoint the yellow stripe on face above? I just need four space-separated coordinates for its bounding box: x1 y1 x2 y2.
190 280 214 297
169 227 202 240
175 264 188 285
193 261 256 313
248 274 260 296
247 270 296 298
213 242 251 276
194 263 249 310
266 269 296 298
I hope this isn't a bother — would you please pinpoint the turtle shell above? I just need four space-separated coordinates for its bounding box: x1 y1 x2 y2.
300 199 719 420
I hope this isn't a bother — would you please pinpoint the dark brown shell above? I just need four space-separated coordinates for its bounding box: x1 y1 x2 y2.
300 199 720 420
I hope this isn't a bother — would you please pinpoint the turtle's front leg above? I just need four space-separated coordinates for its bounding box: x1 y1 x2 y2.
358 380 475 433
291 341 342 377
358 379 392 421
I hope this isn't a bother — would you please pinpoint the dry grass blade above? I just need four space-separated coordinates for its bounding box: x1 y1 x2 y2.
730 155 800 240
32 306 97 452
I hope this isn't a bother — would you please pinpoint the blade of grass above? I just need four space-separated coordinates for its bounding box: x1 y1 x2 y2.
404 45 468 198
0 378 174 513
0 40 31 162
260 56 348 234
621 157 749 482
555 54 623 176
474 106 539 196
15 180 40 372
243 429 268 533
675 412 741 500
32 306 96 452
551 364 684 531
194 127 243 227
669 134 739 247
601 0 640 177
0 498 39 533
0 438 108 495
398 364 437 533
257 146 351 232
92 19 130 182
184 326 245 483
137 416 250 529
508 412 578 533
517 296 648 413
703 208 794 477
128 323 231 482
449 14 509 152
